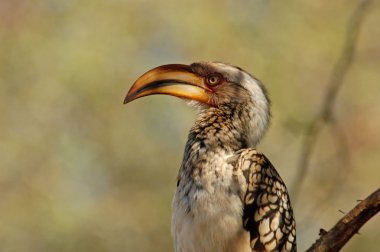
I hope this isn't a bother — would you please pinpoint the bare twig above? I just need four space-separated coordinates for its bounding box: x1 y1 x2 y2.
292 0 372 201
306 188 380 252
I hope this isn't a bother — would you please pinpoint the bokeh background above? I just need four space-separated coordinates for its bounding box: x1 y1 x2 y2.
1 0 379 251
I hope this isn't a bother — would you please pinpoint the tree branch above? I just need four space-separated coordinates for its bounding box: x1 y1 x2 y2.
306 188 380 252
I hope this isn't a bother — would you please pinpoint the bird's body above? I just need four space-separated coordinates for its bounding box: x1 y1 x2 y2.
172 105 295 252
173 106 251 252
125 62 296 252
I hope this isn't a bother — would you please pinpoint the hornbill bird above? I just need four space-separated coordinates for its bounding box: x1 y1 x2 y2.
124 62 296 252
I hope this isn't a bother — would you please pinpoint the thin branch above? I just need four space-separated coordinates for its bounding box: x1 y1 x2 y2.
306 188 380 252
291 0 372 201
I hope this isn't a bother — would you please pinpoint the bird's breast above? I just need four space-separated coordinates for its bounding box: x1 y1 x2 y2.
172 152 251 252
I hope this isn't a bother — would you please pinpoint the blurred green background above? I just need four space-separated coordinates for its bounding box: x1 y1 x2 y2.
0 0 379 251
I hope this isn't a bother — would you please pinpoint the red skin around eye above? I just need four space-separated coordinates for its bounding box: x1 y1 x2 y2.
205 74 225 91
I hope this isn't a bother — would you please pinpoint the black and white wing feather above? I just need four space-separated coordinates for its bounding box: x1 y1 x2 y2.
232 149 296 252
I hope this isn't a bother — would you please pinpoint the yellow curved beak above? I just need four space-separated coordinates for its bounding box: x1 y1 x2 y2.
124 64 211 104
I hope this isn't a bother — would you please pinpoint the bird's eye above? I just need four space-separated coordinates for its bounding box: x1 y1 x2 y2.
206 75 221 86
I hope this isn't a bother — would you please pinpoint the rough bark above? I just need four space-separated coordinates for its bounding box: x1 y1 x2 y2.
306 188 380 252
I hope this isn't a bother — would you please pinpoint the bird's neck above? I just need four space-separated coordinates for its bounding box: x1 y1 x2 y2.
179 103 268 182
190 105 249 152
188 101 269 150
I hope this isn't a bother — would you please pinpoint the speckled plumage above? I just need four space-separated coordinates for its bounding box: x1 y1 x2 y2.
236 149 296 252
